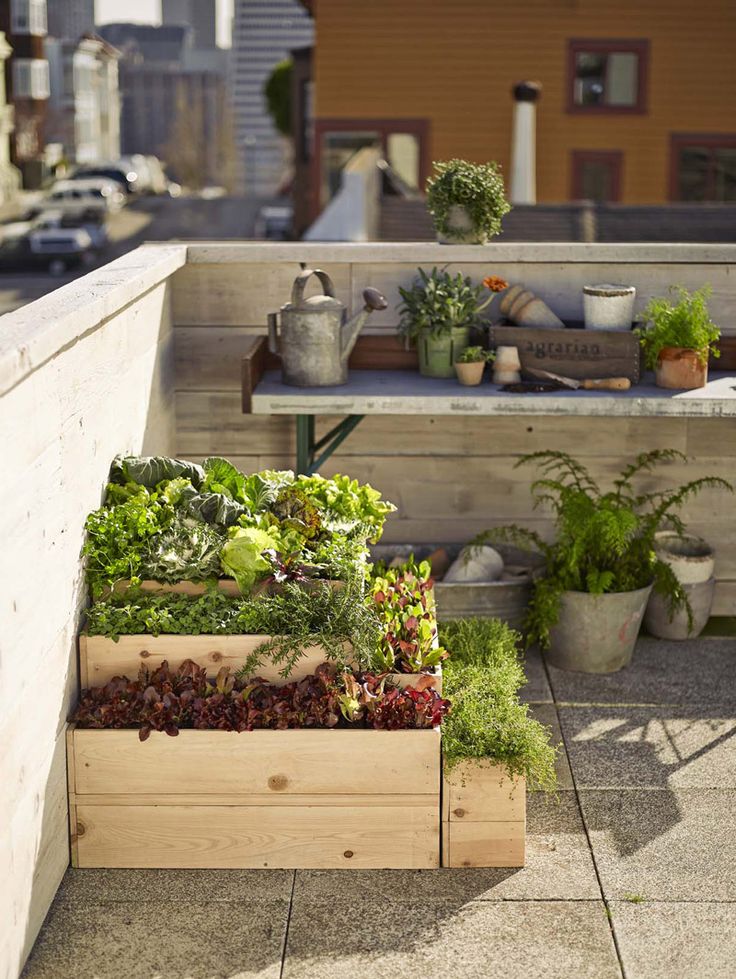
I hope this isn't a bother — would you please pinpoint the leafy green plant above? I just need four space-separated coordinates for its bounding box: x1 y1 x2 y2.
440 618 558 790
474 450 732 648
369 561 447 673
635 286 720 368
457 345 494 364
263 59 292 137
397 267 498 341
426 159 511 241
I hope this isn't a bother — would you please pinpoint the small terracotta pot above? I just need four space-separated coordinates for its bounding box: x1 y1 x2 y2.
655 347 708 390
455 361 485 386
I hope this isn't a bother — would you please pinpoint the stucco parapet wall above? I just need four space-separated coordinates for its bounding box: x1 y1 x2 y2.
185 242 736 265
0 243 187 397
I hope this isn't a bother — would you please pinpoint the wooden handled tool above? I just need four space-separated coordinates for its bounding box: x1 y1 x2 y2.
527 368 631 391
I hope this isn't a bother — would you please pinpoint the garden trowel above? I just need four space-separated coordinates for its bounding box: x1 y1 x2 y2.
527 368 631 391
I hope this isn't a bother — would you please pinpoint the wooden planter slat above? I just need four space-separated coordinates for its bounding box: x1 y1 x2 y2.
104 579 344 598
68 727 440 869
79 634 441 692
442 761 526 868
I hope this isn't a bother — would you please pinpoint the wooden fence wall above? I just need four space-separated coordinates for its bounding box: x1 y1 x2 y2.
173 244 736 614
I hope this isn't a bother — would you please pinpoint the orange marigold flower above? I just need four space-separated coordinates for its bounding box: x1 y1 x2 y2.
483 275 508 292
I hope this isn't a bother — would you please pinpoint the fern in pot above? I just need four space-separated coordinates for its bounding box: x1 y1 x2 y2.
398 268 507 378
427 159 511 244
474 450 731 674
635 285 720 390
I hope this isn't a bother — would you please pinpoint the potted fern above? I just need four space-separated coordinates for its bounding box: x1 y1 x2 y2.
427 159 511 244
475 450 731 673
635 285 720 390
398 268 506 378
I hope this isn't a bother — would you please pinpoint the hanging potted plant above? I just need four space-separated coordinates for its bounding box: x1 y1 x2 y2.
427 159 511 244
474 450 731 674
635 285 720 390
454 345 494 386
398 268 507 378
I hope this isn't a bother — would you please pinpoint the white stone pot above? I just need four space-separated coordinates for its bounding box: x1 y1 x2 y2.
437 205 488 245
583 283 636 331
653 531 715 585
444 545 504 583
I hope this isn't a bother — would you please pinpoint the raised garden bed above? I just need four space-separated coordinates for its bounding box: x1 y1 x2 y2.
442 762 525 868
67 726 441 869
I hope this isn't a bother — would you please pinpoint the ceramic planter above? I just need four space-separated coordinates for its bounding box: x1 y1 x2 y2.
418 325 470 378
493 344 521 384
583 284 636 331
455 361 485 386
546 584 652 674
437 205 488 245
644 578 715 640
655 347 708 390
653 531 715 585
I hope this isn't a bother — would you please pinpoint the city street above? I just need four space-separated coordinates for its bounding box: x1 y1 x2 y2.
0 193 271 315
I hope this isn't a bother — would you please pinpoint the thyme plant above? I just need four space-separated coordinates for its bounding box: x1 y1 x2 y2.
427 159 510 241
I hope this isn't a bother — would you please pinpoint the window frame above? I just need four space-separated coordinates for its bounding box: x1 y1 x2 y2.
669 132 736 202
567 38 649 115
570 149 623 202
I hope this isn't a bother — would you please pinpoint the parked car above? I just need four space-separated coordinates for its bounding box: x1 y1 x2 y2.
71 165 136 194
34 209 108 250
46 178 124 216
254 204 294 240
0 226 93 274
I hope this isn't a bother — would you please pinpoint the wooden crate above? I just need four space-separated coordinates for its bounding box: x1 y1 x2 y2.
79 634 441 692
67 726 440 869
442 761 526 868
489 325 640 383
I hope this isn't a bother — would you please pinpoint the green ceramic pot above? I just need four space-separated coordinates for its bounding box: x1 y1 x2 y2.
418 325 471 378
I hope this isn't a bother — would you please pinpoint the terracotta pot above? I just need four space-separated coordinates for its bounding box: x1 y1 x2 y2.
655 347 708 390
455 361 485 386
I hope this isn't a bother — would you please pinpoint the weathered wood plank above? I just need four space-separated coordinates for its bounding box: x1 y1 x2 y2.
73 803 439 869
171 262 351 326
490 325 640 382
72 728 441 796
72 792 433 807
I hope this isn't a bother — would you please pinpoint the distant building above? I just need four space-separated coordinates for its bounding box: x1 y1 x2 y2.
46 33 120 164
162 0 216 50
47 0 94 40
97 22 236 189
230 0 313 195
0 30 21 203
0 0 50 187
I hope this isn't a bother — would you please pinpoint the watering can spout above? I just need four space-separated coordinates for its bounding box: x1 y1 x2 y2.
341 287 388 362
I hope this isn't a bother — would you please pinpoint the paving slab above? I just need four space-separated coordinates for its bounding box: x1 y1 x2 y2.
521 645 553 703
54 867 294 905
559 705 736 788
295 793 598 903
529 703 574 789
579 788 736 901
547 637 736 706
610 901 736 979
283 899 621 979
21 898 289 979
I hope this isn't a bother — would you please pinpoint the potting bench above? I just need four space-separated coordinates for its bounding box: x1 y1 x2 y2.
241 337 736 474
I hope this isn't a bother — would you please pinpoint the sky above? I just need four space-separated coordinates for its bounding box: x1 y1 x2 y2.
94 0 234 48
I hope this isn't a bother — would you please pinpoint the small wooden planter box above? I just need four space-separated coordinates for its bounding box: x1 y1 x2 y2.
79 634 442 692
67 726 440 869
442 762 526 868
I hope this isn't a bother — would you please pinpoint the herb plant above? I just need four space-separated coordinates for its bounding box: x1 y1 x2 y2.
475 450 732 648
439 618 558 790
369 561 447 673
397 267 498 341
457 345 494 364
426 159 511 241
635 286 720 368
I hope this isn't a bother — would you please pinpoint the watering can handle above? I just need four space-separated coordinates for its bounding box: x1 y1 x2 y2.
291 268 335 305
267 312 280 356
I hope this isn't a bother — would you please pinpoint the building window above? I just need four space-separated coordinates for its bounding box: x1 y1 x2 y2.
12 59 50 99
670 134 736 202
568 39 648 113
571 150 623 202
11 0 47 36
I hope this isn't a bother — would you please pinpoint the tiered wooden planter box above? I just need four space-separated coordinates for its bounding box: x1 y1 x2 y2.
442 762 526 868
67 726 440 869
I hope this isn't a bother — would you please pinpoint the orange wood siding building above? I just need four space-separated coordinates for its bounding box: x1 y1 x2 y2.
310 0 736 204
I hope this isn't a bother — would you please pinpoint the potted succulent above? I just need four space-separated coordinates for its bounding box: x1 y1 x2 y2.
635 285 720 390
398 268 507 378
455 345 494 386
427 159 511 244
475 450 731 674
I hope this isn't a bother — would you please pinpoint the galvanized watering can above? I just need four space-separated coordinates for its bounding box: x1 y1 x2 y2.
267 268 387 386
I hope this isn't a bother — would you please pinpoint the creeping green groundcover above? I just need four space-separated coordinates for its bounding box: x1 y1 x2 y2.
76 454 558 784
